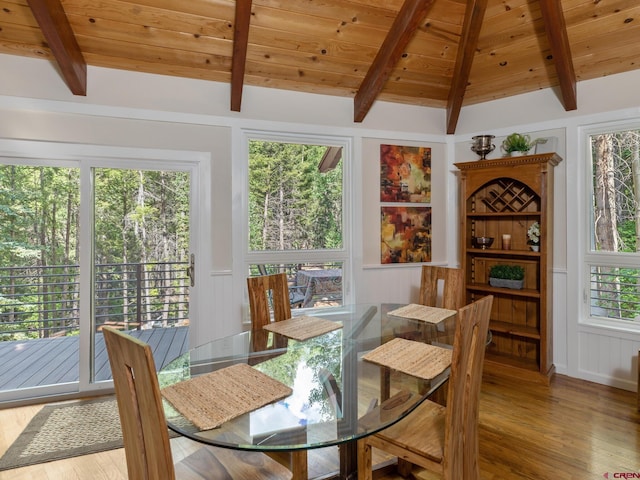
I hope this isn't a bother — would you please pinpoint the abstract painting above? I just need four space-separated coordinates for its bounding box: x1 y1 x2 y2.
381 206 432 264
380 144 431 203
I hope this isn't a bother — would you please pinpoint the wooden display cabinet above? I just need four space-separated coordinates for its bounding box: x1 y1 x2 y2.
455 153 562 383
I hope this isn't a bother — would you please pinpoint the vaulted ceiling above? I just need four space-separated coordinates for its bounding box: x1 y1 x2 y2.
1 0 638 133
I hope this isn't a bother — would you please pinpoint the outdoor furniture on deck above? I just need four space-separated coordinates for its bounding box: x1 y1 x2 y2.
295 269 342 308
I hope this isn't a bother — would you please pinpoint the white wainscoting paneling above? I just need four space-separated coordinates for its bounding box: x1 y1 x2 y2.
359 264 434 304
578 330 640 391
190 270 235 346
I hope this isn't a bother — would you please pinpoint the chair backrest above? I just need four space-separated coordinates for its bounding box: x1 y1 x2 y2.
103 326 176 480
419 266 464 310
442 294 492 480
247 273 292 329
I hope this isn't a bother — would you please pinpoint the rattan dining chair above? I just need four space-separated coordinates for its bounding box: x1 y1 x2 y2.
102 326 292 480
357 295 493 480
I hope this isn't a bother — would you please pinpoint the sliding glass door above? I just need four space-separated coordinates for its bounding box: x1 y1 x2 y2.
0 149 197 402
91 167 191 383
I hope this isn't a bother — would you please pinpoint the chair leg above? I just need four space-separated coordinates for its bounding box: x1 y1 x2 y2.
397 458 413 477
381 367 391 402
357 440 373 480
291 451 307 480
266 451 307 479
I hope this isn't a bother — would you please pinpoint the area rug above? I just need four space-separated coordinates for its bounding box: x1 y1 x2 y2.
0 397 127 471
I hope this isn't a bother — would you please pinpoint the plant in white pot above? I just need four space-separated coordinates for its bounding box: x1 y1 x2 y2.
489 264 525 289
527 221 540 251
500 133 548 156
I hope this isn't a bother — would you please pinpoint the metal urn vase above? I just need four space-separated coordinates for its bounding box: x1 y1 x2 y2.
471 135 495 160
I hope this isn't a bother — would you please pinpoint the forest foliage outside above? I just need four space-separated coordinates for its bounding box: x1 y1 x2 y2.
248 141 343 252
0 165 190 340
591 130 640 320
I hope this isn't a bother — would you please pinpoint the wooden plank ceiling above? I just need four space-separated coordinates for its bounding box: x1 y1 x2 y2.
0 0 638 133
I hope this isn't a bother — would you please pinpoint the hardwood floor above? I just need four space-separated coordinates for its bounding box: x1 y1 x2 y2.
0 372 638 479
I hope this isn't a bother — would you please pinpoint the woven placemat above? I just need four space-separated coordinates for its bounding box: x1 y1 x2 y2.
263 315 342 341
362 338 452 380
387 304 456 324
161 363 292 431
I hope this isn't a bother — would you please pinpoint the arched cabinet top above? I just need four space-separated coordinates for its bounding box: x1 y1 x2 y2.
454 153 562 199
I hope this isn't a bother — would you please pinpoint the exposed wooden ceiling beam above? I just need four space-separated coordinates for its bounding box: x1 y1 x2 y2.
538 0 577 111
353 0 436 123
231 0 252 112
445 0 488 134
26 0 86 96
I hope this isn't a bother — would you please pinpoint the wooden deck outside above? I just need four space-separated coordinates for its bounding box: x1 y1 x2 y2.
0 327 189 390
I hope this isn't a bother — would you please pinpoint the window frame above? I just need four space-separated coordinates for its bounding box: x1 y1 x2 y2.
240 130 353 307
582 120 640 331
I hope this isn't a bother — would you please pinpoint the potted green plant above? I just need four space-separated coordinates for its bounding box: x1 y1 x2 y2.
489 264 525 289
500 133 548 156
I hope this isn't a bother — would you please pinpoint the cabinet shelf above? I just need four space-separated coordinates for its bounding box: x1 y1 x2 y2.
490 321 540 339
466 248 541 257
456 153 561 384
484 352 540 373
466 283 540 298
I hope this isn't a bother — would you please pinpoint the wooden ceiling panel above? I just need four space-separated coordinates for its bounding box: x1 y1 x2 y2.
245 43 370 79
247 25 378 64
565 4 640 40
245 56 362 90
1 0 40 26
1 0 638 132
562 0 638 20
77 34 232 72
403 26 460 59
68 16 233 57
571 28 640 79
62 0 235 39
465 69 559 105
380 78 450 107
0 15 46 44
256 0 400 30
110 0 236 20
250 5 390 48
242 68 358 98
83 51 232 83
420 0 466 26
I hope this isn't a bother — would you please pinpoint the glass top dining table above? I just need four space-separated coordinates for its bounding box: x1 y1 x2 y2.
157 303 457 479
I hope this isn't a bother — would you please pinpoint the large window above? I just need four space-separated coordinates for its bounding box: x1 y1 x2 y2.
246 135 348 309
587 126 640 322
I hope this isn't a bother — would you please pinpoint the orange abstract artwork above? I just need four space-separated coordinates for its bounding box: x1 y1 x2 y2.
381 206 431 264
380 144 431 203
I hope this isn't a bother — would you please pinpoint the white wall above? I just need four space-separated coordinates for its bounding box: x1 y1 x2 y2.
3 53 640 390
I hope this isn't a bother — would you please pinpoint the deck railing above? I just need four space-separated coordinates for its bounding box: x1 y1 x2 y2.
0 261 189 340
589 265 640 320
